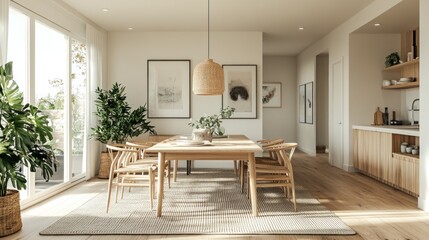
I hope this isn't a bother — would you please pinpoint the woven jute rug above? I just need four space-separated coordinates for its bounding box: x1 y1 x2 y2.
40 170 355 235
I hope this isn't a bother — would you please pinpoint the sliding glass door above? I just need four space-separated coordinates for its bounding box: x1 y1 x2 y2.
35 21 69 191
7 6 88 202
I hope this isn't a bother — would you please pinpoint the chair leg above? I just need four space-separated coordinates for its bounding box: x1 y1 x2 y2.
290 178 297 211
233 160 237 175
173 160 178 182
246 171 250 199
167 162 171 189
240 161 245 193
115 176 121 203
149 171 154 209
106 171 115 213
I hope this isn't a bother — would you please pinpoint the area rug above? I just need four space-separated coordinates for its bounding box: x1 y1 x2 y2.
40 170 355 235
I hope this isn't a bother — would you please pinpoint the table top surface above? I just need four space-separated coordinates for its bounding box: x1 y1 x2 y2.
147 135 263 153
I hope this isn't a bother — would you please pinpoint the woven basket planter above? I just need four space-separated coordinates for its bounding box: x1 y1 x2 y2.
0 190 22 237
98 152 112 179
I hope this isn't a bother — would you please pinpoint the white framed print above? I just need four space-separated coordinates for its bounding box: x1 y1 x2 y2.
262 82 281 108
222 64 257 119
147 59 191 118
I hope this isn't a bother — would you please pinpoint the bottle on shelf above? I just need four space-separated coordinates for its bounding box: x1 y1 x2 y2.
383 107 389 125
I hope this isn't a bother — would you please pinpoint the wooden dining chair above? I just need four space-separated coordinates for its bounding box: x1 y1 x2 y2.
126 141 172 188
239 139 285 192
247 142 298 211
105 144 157 213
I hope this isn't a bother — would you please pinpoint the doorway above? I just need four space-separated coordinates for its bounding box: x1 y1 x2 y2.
316 54 329 155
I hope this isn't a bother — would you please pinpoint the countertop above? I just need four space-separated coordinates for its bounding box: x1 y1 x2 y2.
352 125 420 137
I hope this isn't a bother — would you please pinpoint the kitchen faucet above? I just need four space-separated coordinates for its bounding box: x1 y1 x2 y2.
410 98 420 125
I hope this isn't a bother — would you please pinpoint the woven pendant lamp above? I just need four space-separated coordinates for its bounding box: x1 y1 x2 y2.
192 0 224 95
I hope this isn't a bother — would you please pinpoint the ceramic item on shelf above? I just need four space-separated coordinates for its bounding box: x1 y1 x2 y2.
391 80 398 85
405 146 413 154
382 80 391 87
412 149 419 155
399 77 411 82
400 142 408 153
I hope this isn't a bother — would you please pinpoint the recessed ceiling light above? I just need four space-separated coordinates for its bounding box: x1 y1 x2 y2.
298 27 304 30
374 23 381 27
128 27 134 30
102 8 109 12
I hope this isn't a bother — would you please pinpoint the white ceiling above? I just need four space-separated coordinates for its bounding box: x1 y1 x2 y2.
58 0 379 56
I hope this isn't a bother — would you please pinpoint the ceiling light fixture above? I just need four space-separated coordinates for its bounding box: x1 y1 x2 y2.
192 0 224 95
128 27 134 30
102 8 109 12
298 27 304 30
374 23 381 27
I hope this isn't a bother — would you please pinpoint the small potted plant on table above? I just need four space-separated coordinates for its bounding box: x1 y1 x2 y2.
188 106 235 141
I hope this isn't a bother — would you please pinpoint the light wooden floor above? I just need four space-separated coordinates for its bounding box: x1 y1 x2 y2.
4 152 429 240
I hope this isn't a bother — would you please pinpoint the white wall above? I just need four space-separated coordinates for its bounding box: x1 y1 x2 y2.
296 0 401 161
349 34 403 125
316 55 329 149
262 56 297 142
107 31 263 168
419 0 429 211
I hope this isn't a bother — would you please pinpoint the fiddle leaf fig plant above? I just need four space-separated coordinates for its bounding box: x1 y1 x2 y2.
0 62 56 197
91 82 156 144
188 106 235 136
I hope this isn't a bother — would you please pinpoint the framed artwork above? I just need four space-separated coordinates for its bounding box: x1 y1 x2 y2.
262 82 281 108
299 84 306 123
147 60 191 118
305 82 313 124
222 64 257 119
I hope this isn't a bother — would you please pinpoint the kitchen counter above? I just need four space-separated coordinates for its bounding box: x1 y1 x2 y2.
352 125 419 137
353 125 420 196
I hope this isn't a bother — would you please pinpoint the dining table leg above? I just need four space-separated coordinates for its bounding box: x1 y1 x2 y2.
156 152 166 217
247 152 258 216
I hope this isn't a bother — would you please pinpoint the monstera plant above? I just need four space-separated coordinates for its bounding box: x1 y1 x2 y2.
0 62 56 236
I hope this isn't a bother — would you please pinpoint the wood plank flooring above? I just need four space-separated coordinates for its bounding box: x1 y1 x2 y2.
4 151 429 240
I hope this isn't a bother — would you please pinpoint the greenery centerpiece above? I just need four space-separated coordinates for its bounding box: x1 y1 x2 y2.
0 62 56 236
188 106 235 137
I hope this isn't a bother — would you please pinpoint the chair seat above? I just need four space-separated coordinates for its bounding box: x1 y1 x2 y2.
114 165 156 174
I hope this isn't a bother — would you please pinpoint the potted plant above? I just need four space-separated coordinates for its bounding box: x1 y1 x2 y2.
385 52 401 67
188 106 235 139
0 62 56 237
91 82 155 178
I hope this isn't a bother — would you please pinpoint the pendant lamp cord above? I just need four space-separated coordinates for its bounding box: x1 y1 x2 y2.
207 0 210 59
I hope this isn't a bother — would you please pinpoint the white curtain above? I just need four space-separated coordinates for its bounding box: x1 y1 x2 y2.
86 24 106 179
0 0 9 66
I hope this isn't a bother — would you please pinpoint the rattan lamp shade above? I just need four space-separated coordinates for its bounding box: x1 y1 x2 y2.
192 59 224 95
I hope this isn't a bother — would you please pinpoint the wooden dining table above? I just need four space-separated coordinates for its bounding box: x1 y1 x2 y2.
147 135 263 217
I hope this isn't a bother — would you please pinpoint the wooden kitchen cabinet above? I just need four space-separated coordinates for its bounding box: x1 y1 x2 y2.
353 130 392 181
392 153 419 195
353 129 419 196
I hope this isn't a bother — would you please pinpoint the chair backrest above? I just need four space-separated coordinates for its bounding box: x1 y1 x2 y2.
258 139 284 159
126 141 154 160
264 142 297 167
106 144 139 169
